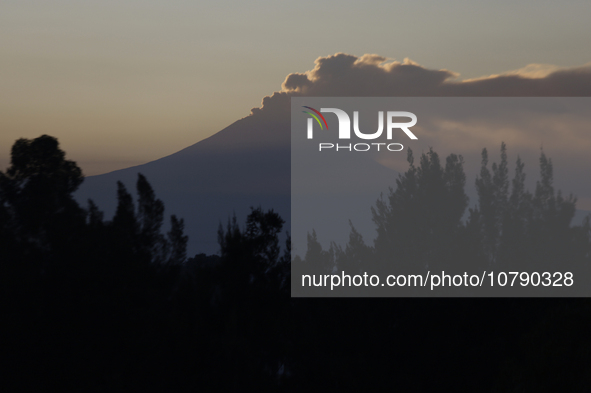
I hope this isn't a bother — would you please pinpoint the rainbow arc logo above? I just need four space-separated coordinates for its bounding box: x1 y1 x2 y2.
302 106 328 130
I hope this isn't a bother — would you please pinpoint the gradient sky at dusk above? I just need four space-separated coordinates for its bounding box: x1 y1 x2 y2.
1 0 590 175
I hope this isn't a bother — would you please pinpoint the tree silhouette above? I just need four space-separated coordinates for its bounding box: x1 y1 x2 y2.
217 207 290 292
471 143 510 268
0 135 197 392
334 221 374 276
109 174 188 267
168 215 188 265
3 135 591 392
301 229 336 274
468 145 589 276
204 207 292 390
371 148 468 273
0 135 85 250
299 143 590 294
292 143 591 389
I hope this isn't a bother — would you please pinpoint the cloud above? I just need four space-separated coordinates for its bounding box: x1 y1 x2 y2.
283 53 458 96
471 63 564 80
246 53 591 211
250 53 591 117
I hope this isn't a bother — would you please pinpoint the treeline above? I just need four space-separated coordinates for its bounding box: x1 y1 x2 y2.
1 135 591 392
295 143 590 293
0 135 292 391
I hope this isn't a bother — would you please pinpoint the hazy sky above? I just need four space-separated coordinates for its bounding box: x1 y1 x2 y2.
1 0 590 175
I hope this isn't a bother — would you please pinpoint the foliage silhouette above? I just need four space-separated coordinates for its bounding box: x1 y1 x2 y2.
0 135 192 392
298 143 590 296
2 136 591 392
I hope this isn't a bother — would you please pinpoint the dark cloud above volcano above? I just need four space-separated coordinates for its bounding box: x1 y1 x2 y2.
251 53 591 117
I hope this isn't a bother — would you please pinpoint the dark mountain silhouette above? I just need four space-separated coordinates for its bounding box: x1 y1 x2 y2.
76 106 591 257
76 112 291 255
75 106 398 255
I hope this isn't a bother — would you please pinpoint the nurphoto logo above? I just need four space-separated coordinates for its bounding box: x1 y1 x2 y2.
303 106 417 152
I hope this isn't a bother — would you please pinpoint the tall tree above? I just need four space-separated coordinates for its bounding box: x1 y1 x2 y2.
335 221 373 275
0 135 85 247
136 173 167 263
371 148 468 273
168 215 188 265
473 143 510 268
529 150 579 270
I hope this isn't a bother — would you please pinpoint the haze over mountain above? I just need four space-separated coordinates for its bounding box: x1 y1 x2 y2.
75 53 591 256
